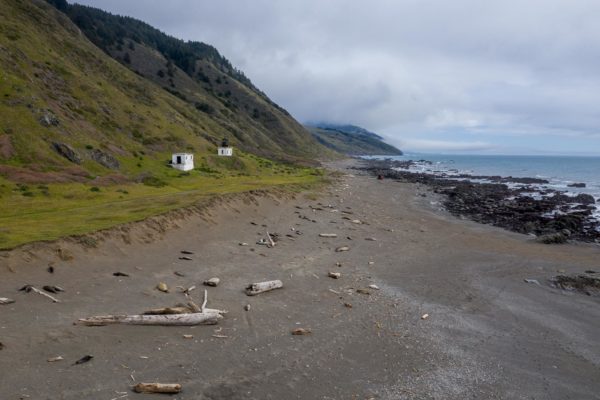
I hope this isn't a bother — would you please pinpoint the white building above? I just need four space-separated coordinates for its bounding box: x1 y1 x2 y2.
171 153 194 171
218 138 233 156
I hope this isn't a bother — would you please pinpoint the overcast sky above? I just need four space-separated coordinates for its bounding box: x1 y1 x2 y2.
75 0 600 155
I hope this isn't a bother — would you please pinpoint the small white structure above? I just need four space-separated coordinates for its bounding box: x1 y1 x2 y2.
171 153 194 171
218 138 233 157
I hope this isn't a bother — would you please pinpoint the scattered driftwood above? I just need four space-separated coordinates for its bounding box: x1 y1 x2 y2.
77 312 221 326
156 282 169 293
356 288 371 295
0 297 15 305
368 284 380 290
328 272 341 279
179 256 193 261
78 291 225 326
181 250 194 255
113 272 129 277
335 246 350 252
319 233 337 238
173 271 186 277
266 231 276 248
47 356 64 362
421 313 429 320
245 280 283 296
291 328 311 335
19 285 60 303
365 237 377 241
133 383 181 394
203 278 220 287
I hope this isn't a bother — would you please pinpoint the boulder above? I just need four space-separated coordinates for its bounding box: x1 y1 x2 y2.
90 149 120 169
39 110 59 127
52 142 81 164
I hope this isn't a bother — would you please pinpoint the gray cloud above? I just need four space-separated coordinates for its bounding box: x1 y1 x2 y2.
75 0 600 154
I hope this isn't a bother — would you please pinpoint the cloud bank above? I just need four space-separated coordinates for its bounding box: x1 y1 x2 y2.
75 0 600 154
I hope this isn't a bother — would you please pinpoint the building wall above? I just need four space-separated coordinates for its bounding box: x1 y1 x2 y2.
172 153 194 171
218 147 233 156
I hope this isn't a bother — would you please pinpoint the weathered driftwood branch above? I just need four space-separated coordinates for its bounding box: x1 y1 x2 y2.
77 312 222 326
319 233 337 238
0 297 15 305
78 289 226 326
133 382 181 394
245 280 283 296
23 285 60 303
266 231 276 248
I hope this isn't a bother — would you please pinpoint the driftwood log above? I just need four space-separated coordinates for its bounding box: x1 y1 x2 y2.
78 291 225 326
77 312 221 326
0 297 15 305
319 233 337 238
245 280 283 296
133 382 181 394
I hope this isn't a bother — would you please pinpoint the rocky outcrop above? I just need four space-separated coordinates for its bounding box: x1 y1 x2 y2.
357 159 600 243
52 142 81 164
39 110 59 127
90 148 120 169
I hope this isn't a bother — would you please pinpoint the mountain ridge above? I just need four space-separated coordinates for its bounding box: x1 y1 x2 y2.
305 123 402 156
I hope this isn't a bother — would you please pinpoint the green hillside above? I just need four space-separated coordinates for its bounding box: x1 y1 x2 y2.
306 124 403 156
0 0 327 249
51 0 334 163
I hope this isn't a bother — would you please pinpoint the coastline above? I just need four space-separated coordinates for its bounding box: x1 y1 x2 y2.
0 159 598 399
357 157 600 244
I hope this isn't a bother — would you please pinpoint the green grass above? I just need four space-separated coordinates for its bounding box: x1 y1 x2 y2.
0 164 324 249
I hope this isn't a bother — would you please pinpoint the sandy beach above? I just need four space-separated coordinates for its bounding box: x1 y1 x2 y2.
1 159 599 399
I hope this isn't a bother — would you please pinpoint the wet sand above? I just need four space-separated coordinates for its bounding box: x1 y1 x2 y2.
1 159 599 399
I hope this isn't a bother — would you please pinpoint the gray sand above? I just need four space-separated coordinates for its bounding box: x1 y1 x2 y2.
0 160 599 399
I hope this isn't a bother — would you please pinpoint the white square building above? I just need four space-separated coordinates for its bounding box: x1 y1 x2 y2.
171 153 194 171
218 138 233 156
218 147 233 156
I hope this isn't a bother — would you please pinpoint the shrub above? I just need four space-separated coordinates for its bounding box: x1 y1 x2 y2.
142 175 166 187
90 186 100 192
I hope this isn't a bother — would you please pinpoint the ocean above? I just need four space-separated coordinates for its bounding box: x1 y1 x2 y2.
366 153 600 220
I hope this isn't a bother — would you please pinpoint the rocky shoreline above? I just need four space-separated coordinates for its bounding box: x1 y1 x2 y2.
356 158 600 243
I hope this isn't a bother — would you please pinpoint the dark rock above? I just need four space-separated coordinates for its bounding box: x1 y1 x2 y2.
549 274 600 296
355 158 600 243
90 149 119 169
52 142 81 164
536 232 568 244
570 193 595 205
567 182 586 188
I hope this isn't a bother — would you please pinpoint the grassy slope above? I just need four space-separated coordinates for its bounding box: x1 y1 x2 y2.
306 126 403 156
0 0 325 249
63 3 337 163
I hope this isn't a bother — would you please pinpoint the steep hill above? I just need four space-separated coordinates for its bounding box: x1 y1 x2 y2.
306 123 403 156
0 0 326 249
49 0 332 163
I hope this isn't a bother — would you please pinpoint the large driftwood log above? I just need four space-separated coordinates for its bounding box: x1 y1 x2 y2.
245 280 283 296
0 297 15 305
319 233 338 238
77 312 222 326
134 382 181 394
